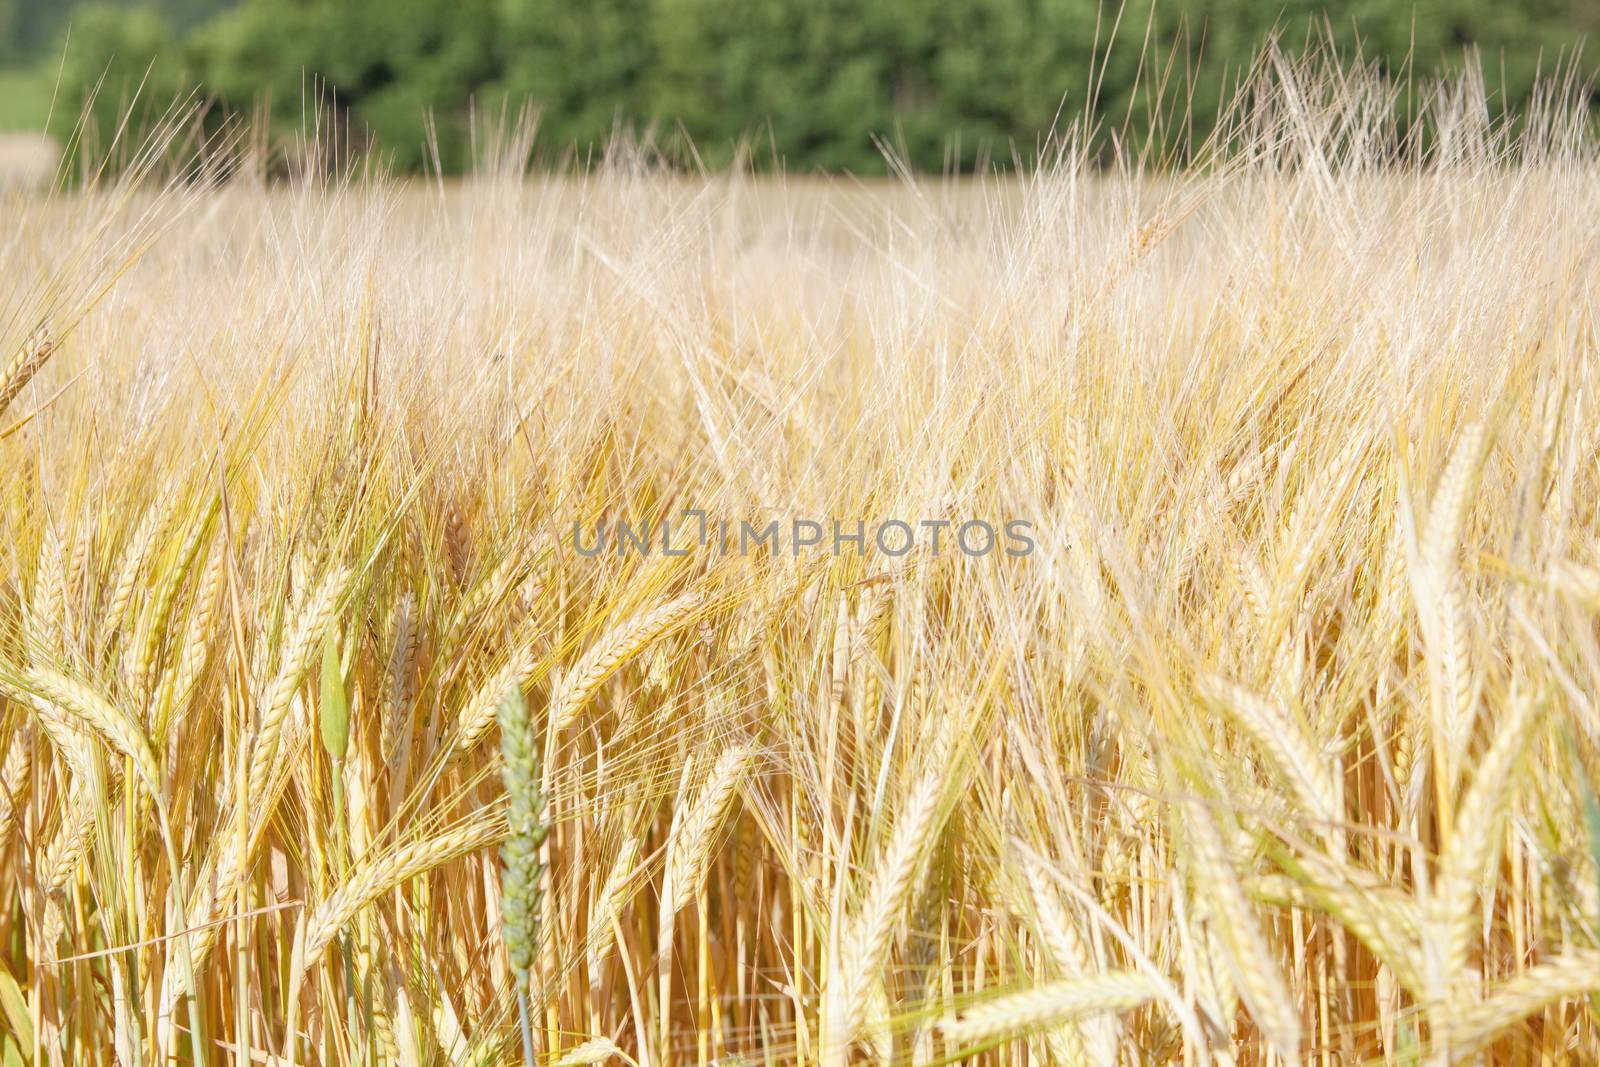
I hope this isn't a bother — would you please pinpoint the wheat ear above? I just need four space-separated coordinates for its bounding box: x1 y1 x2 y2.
551 592 703 734
17 669 207 1066
153 542 227 744
300 810 503 972
660 744 750 920
549 1037 625 1065
587 834 642 979
41 758 105 892
497 686 548 1067
1200 675 1340 844
1444 950 1600 1057
1431 689 1545 996
20 669 162 795
382 590 419 762
1421 421 1488 577
454 648 537 755
1183 796 1303 1066
0 725 31 848
244 564 351 800
938 972 1160 1045
656 743 750 1065
827 711 964 1058
1019 860 1120 1066
0 327 54 420
99 504 162 638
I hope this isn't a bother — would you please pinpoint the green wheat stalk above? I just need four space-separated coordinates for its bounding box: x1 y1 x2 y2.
497 685 546 1067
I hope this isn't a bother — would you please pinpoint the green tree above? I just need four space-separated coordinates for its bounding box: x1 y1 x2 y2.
200 0 499 170
0 0 22 63
49 4 196 160
26 0 1600 175
647 0 1159 173
497 0 656 155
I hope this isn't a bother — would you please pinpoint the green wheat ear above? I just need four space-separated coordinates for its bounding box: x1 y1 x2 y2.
497 685 546 1067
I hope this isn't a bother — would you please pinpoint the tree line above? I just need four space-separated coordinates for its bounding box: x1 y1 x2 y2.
20 0 1600 173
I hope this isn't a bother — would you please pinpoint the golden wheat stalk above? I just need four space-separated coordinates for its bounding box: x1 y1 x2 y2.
1200 675 1340 841
244 564 352 800
16 669 162 796
1430 688 1546 998
551 592 704 734
659 744 751 921
0 327 54 421
1182 795 1304 1066
299 812 503 973
454 647 538 754
1444 950 1600 1056
938 972 1161 1045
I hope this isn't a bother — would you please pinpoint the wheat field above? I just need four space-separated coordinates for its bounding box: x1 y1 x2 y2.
2 56 1600 1067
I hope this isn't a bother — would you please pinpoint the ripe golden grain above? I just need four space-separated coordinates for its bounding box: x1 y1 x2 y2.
1 52 1599 1066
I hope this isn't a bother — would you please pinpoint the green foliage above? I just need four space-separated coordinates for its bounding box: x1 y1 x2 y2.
47 4 196 157
498 0 656 156
20 0 1600 172
0 66 53 131
199 0 500 170
634 0 1170 171
0 0 234 63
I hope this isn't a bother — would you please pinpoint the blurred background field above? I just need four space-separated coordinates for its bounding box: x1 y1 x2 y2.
0 0 1597 176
